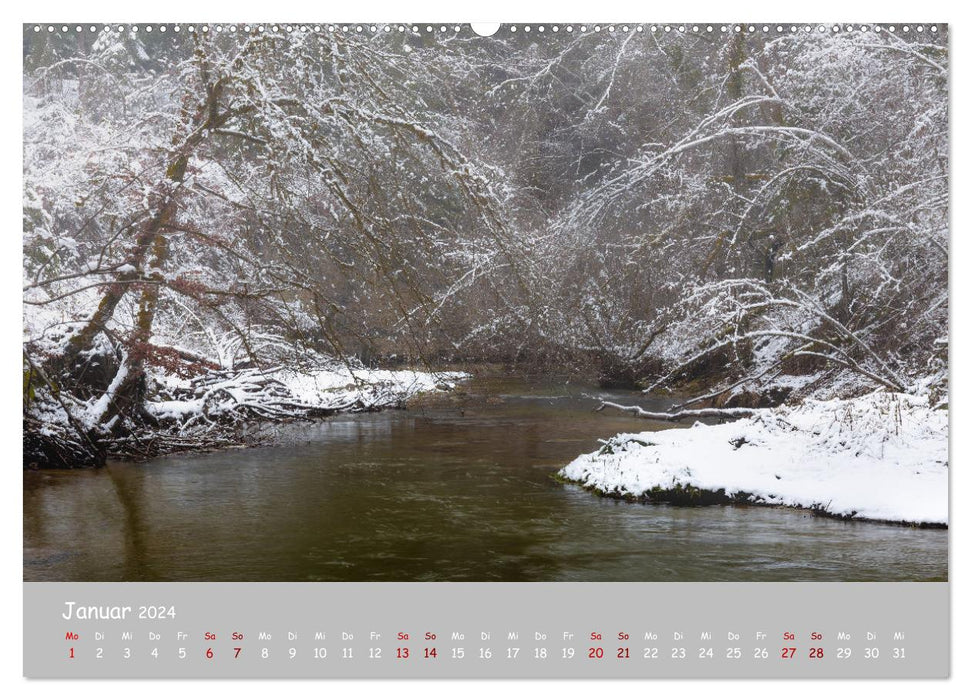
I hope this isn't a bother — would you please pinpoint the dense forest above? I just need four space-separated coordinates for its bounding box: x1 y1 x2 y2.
23 24 948 469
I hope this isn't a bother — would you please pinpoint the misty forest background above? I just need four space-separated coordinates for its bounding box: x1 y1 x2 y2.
23 25 948 468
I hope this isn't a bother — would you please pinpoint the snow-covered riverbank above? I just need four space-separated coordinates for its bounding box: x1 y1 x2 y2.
148 364 469 424
24 356 469 467
559 392 948 526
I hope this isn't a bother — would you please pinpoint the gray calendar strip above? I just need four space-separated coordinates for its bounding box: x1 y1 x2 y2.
24 582 948 679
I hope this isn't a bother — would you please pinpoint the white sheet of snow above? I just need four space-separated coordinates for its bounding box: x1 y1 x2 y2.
559 392 948 525
149 398 206 420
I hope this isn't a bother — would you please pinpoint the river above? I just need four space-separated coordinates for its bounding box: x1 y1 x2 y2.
23 375 947 582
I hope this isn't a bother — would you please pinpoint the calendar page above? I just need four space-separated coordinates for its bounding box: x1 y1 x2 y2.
22 21 949 680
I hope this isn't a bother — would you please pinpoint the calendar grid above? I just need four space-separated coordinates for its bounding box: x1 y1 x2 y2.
25 582 949 678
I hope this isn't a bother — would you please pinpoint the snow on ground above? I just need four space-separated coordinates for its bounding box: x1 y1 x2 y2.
278 366 467 407
559 391 948 526
147 364 469 424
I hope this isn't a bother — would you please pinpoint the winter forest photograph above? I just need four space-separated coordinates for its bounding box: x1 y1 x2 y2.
23 23 948 582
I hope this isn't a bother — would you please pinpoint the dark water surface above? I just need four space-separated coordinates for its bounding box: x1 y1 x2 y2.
24 376 947 582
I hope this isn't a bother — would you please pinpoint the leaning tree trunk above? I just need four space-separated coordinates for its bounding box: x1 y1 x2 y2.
48 197 178 377
28 38 229 467
100 225 171 433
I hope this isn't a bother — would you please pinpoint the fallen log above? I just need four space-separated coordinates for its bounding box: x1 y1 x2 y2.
595 400 760 421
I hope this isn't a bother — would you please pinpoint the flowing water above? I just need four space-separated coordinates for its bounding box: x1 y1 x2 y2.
23 375 947 582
